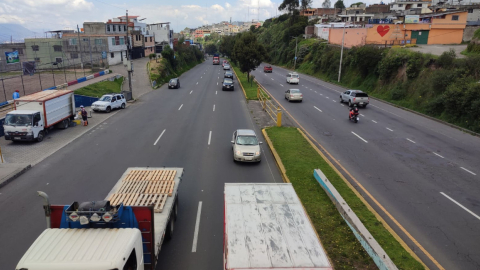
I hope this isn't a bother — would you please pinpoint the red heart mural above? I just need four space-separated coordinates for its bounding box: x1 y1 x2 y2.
377 25 390 37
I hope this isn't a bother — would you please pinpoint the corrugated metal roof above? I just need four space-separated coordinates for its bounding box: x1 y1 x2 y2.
225 183 332 270
16 228 140 270
17 90 72 102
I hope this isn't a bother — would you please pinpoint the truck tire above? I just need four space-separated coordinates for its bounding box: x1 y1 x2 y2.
165 216 175 241
174 198 178 221
64 119 70 129
37 131 44 142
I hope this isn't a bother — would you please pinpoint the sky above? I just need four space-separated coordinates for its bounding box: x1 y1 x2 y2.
0 0 383 34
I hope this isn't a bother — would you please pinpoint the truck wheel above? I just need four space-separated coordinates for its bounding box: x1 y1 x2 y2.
37 131 44 142
64 119 70 129
174 198 178 221
106 106 111 113
165 216 175 240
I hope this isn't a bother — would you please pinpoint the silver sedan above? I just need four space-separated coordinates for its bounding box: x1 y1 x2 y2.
285 89 303 102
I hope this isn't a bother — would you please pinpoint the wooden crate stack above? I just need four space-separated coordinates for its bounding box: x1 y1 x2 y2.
108 169 176 213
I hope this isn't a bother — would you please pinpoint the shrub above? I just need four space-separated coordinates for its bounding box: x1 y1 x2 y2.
430 69 454 94
378 50 405 80
406 52 424 79
390 83 408 100
352 46 384 78
436 49 456 68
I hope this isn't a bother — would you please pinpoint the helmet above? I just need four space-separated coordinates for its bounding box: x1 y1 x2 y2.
80 105 84 108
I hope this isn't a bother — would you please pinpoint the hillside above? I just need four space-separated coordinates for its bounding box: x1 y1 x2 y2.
0 24 39 43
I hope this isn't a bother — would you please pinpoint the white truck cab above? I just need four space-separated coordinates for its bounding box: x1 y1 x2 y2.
16 228 144 270
3 110 45 142
286 72 300 84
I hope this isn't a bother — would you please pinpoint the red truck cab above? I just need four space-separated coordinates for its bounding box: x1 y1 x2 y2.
264 65 272 73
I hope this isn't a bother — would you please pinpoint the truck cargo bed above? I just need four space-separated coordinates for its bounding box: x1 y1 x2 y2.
105 167 183 257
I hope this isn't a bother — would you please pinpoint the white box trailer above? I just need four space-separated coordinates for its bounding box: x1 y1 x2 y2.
16 167 182 270
4 90 75 142
224 183 333 270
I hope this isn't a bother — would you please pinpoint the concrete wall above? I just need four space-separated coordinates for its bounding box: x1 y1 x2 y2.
330 28 367 47
107 50 126 66
315 27 330 40
83 22 106 35
366 24 411 44
463 25 480 41
467 8 480 21
428 29 464 44
0 43 27 72
24 38 64 69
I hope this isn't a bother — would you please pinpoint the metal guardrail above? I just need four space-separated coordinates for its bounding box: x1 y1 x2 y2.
256 81 282 127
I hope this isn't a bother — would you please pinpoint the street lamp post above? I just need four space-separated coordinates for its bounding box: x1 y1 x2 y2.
291 36 298 70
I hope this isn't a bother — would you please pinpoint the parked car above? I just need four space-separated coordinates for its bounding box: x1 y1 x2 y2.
285 89 303 102
91 93 126 113
231 129 262 162
222 78 234 91
168 78 180 89
224 71 234 79
223 64 231 70
286 73 299 84
340 90 369 107
264 65 272 73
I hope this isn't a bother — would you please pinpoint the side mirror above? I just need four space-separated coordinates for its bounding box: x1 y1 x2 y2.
231 141 234 144
285 91 288 93
259 142 263 145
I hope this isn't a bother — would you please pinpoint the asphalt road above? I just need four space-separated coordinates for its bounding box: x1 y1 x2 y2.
253 65 480 270
0 59 282 269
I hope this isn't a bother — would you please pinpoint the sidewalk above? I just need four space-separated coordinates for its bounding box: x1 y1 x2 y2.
110 57 151 99
0 163 31 188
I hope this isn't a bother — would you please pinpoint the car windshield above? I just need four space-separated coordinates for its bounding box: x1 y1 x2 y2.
290 90 300 93
291 74 299 78
99 96 112 102
355 93 368 97
236 135 258 145
224 79 233 84
5 114 33 126
170 79 177 84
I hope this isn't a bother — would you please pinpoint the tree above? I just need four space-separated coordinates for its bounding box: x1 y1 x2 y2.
334 0 345 8
233 32 266 82
205 43 218 55
301 0 313 10
350 2 364 7
278 0 299 14
219 35 236 60
161 45 175 69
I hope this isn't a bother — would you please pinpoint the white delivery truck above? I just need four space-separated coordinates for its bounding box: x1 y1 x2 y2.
16 167 182 270
224 183 333 270
3 90 75 142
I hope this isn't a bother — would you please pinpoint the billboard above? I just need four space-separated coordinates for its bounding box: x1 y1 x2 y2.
5 51 19 64
405 15 420 24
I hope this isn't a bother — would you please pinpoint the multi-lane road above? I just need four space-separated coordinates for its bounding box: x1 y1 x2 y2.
0 60 283 269
252 65 480 270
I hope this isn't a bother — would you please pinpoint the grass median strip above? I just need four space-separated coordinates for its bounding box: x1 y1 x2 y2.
230 63 258 100
265 126 424 270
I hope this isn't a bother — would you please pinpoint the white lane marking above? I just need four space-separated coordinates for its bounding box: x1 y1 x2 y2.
433 152 445 159
386 127 393 131
190 90 193 94
213 104 215 112
320 93 323 95
217 82 218 85
406 138 416 144
218 77 219 79
314 106 322 112
280 84 284 87
192 201 203 252
196 82 198 85
460 167 477 176
341 104 345 107
333 100 337 103
178 104 183 111
372 120 377 123
326 96 329 99
153 129 166 146
351 132 368 143
201 76 203 79
360 114 365 117
271 78 274 80
440 192 480 220
216 91 217 95
208 131 212 145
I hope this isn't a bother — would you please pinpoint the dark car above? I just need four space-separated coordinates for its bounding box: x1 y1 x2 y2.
264 65 272 73
168 78 180 89
222 78 234 91
224 71 234 79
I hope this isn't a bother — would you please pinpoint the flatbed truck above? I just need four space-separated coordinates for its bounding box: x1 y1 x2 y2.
16 167 183 270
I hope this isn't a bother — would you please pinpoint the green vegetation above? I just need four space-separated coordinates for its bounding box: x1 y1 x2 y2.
242 14 480 132
149 43 203 87
465 29 480 54
335 0 346 9
230 62 259 100
265 127 424 269
74 77 123 97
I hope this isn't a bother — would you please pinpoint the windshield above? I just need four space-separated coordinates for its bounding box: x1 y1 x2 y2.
290 90 300 93
5 114 33 126
224 79 233 84
236 136 258 145
170 79 177 84
291 74 299 78
99 96 112 102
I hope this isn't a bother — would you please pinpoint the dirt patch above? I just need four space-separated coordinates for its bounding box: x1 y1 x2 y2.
149 59 163 76
246 100 296 129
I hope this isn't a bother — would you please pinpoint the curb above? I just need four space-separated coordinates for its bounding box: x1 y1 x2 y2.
261 128 290 183
0 164 31 189
230 64 248 100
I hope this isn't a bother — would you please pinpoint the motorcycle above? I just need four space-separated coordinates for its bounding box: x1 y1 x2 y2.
349 106 360 123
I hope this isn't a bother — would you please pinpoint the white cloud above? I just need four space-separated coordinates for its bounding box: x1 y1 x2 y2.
226 2 231 8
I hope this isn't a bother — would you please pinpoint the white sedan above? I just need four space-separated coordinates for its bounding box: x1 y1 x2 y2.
285 89 303 102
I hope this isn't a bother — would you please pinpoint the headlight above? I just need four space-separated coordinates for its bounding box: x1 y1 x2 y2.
236 150 241 155
255 151 260 156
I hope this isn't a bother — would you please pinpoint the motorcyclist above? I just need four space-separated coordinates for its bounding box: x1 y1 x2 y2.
349 106 359 120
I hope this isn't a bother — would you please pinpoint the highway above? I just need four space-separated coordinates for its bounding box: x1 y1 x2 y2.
0 59 283 269
252 65 480 270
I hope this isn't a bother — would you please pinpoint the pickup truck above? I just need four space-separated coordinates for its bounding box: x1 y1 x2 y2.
340 90 369 108
4 90 75 142
224 183 333 270
16 167 182 270
264 65 272 73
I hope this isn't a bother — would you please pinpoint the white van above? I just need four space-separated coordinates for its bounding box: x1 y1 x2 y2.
286 73 299 84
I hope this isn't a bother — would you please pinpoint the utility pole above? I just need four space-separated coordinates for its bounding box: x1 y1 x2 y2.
338 25 346 82
293 36 298 70
88 36 93 69
126 10 133 97
77 25 85 75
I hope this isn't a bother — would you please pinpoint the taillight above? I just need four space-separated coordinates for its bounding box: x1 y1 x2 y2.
353 98 356 102
290 95 294 98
